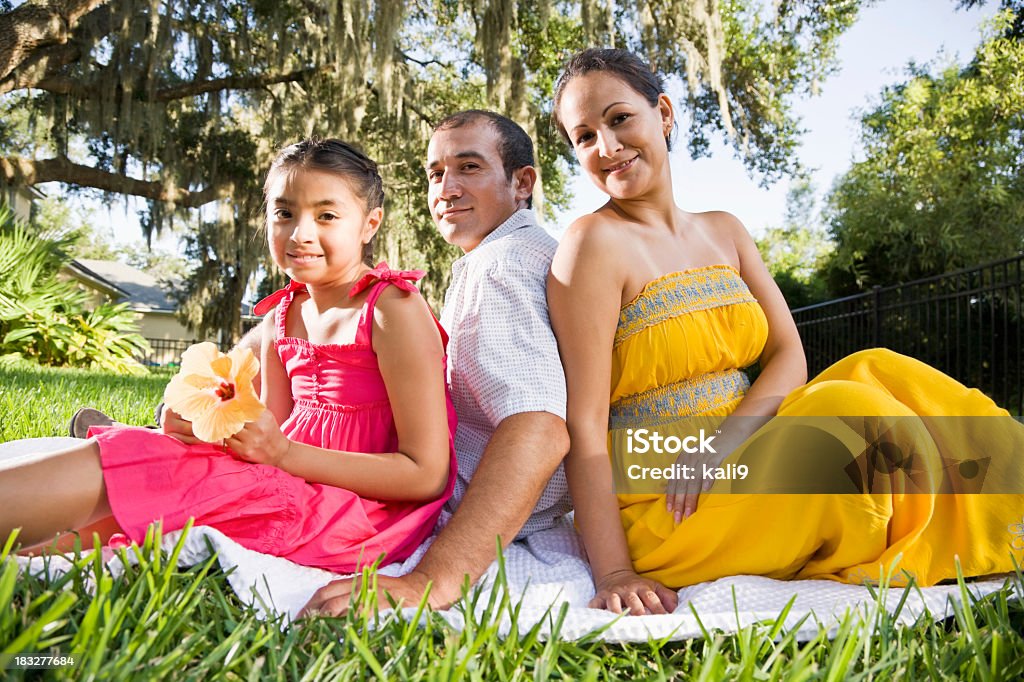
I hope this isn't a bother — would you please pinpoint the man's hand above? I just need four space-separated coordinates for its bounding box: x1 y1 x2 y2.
299 570 452 618
160 407 200 445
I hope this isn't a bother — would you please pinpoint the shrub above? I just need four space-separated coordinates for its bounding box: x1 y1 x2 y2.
0 204 150 375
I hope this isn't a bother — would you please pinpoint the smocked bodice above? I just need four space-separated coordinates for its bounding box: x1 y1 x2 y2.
610 265 769 424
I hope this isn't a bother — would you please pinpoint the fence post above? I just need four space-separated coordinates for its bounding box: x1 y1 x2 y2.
872 285 882 347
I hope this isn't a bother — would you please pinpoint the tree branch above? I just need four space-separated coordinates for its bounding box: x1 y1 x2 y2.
0 2 113 95
396 48 450 69
3 63 335 100
0 0 109 83
153 65 333 101
0 155 226 208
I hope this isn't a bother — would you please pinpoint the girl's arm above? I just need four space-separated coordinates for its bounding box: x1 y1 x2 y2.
667 212 807 520
230 288 451 502
548 217 678 615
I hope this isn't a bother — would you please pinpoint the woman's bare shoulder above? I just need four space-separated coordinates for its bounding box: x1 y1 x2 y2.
551 210 635 293
694 210 749 236
559 210 635 262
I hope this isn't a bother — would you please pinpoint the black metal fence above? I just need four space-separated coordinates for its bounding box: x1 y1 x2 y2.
138 317 261 368
139 338 224 368
792 254 1024 416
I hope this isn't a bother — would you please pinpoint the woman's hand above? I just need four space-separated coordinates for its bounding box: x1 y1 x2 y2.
590 569 679 614
225 409 290 467
666 446 728 524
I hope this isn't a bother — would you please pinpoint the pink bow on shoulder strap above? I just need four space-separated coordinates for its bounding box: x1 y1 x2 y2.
253 280 307 316
347 262 426 298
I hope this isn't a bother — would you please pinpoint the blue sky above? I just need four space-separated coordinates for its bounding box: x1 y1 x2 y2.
552 0 999 238
91 0 998 249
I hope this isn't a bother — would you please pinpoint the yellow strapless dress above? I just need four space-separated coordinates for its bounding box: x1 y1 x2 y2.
611 265 1024 588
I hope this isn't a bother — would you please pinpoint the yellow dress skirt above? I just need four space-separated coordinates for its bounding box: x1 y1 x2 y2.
609 265 1024 588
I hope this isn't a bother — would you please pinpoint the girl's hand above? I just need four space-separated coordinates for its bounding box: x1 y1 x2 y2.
225 409 290 467
160 407 200 445
590 569 679 614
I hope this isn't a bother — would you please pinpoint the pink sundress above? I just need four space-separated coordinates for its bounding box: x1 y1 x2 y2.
92 264 457 572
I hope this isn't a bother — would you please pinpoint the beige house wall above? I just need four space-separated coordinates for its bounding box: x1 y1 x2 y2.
66 280 111 308
136 311 198 342
7 188 34 223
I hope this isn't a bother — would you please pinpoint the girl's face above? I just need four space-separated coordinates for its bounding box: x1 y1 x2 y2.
266 167 382 286
556 71 674 200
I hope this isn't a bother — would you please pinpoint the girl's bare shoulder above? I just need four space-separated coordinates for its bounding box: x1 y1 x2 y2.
371 283 438 342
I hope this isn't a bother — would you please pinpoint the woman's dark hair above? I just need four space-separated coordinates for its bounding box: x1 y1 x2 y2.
264 138 384 264
552 48 672 150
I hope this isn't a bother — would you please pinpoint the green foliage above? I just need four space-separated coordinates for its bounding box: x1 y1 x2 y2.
2 523 1024 679
32 197 117 261
757 179 833 308
0 205 150 375
824 12 1024 294
0 365 166 440
0 0 871 337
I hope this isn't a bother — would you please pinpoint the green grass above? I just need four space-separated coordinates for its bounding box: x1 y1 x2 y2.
0 365 168 440
2 365 1024 680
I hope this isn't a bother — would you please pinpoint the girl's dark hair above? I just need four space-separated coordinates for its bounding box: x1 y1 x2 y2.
264 138 384 264
552 48 672 150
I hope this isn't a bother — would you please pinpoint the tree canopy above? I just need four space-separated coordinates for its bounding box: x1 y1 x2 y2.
756 177 832 308
1 0 866 339
823 10 1024 293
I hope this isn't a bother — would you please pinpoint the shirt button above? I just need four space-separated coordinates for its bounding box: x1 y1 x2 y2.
311 373 318 381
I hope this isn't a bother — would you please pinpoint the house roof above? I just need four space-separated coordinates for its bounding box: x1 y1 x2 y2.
72 258 179 312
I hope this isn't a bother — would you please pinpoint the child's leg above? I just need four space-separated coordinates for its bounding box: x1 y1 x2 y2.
0 439 116 549
18 516 124 556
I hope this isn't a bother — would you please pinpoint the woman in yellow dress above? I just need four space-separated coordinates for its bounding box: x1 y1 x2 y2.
547 47 1024 615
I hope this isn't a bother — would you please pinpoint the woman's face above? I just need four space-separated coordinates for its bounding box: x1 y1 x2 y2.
557 71 674 200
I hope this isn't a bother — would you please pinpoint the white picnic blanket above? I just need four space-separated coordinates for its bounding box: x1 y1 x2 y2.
4 437 1016 642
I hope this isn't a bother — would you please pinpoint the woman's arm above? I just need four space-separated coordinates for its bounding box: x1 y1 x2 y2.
727 211 807 418
549 218 678 615
229 288 451 502
667 212 807 520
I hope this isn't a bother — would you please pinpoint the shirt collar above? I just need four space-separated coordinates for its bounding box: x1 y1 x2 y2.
450 208 537 275
475 208 536 250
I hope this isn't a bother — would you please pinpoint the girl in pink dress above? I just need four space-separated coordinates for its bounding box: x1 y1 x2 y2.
0 139 457 573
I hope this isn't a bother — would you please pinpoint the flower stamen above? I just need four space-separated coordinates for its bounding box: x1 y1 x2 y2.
216 382 236 401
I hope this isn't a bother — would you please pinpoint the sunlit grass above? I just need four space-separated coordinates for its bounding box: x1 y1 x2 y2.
1 365 1023 680
0 365 166 440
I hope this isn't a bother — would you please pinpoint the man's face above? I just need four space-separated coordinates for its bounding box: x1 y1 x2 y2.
426 121 526 253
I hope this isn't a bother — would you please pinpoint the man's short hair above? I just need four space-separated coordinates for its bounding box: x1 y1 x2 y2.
433 110 535 209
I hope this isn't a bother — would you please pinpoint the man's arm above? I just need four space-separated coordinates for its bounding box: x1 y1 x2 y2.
301 410 568 614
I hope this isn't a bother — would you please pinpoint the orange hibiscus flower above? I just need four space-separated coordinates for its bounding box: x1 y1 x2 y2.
163 342 264 442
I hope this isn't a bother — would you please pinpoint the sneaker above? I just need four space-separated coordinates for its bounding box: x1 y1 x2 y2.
68 407 115 438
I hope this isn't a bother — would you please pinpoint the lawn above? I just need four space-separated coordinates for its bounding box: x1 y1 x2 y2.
1 365 1023 680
